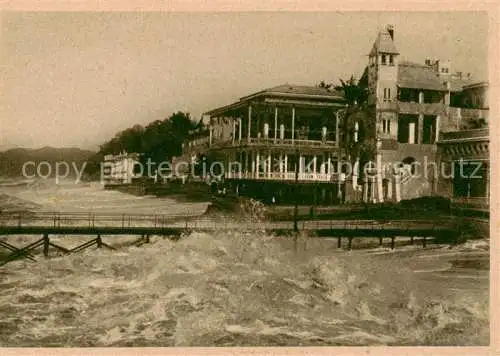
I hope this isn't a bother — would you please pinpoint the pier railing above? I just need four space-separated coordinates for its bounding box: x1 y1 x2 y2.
0 211 456 232
0 212 461 266
0 211 198 229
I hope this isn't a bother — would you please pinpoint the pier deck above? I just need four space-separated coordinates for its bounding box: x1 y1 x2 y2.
0 212 460 266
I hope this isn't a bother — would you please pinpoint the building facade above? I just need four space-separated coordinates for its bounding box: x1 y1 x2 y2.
183 25 489 205
102 152 141 185
362 24 488 203
184 85 348 204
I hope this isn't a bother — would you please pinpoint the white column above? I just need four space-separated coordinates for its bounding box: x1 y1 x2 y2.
279 154 283 174
232 118 236 144
457 108 462 130
274 107 278 141
238 118 242 141
291 107 295 142
394 174 401 202
256 151 260 178
327 155 332 175
418 114 424 144
387 178 393 200
313 156 317 174
247 105 252 142
363 177 368 202
435 115 440 143
267 154 271 178
337 158 343 199
335 111 340 146
371 177 376 203
299 155 303 178
409 122 416 144
251 152 255 176
284 155 288 175
419 91 424 104
209 125 213 146
264 123 269 138
377 152 384 203
238 152 242 179
353 159 359 190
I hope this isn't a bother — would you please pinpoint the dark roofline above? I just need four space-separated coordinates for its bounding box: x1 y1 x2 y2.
239 90 344 102
204 85 345 116
463 81 488 89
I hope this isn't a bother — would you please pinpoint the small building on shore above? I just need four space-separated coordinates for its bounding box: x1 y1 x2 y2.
102 152 141 185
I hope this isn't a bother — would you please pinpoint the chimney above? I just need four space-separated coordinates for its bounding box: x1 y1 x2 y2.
387 24 394 40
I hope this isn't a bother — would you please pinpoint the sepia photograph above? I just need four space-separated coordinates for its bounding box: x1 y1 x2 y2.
0 8 494 352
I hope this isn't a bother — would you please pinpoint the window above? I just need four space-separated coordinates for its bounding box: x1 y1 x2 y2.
381 54 387 65
383 88 391 101
389 55 394 65
422 116 436 144
382 119 391 134
398 115 418 144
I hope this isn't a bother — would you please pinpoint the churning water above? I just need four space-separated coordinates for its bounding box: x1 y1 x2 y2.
0 180 490 346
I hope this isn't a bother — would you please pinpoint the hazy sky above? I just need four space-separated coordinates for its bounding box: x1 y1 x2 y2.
1 11 488 150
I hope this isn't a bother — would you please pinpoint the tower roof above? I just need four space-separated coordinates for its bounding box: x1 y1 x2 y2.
369 28 399 56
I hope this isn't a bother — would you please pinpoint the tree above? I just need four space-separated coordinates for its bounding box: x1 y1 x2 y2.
333 75 368 106
320 76 375 185
85 111 198 179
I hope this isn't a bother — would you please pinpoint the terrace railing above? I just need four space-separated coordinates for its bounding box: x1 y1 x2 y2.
233 171 337 182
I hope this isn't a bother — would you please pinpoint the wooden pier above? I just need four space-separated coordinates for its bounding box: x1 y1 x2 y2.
0 212 459 266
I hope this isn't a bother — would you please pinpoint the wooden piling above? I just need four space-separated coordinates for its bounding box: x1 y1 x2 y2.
390 236 395 250
43 233 49 257
348 237 353 250
379 236 383 246
337 236 342 248
145 234 150 243
422 236 427 248
96 235 102 248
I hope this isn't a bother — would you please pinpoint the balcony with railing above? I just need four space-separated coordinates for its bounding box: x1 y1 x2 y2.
246 137 337 148
447 107 489 120
439 128 489 142
227 171 339 182
398 101 447 115
189 137 339 151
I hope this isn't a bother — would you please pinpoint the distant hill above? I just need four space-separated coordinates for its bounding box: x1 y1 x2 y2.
0 147 96 178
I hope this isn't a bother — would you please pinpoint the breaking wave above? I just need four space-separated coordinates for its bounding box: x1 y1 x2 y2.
0 230 489 346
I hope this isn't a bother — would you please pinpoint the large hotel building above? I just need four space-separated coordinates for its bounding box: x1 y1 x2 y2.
183 25 489 206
